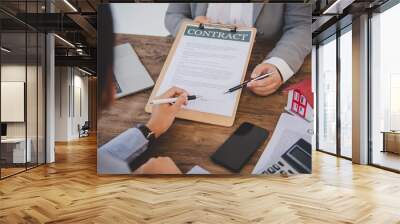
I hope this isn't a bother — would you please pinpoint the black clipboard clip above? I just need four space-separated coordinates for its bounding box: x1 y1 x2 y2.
198 23 237 33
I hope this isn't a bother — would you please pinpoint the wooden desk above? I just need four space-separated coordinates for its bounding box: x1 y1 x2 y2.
381 131 400 154
98 34 311 174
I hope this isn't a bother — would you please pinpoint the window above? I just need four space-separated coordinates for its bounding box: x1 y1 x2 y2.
317 36 337 154
0 1 47 179
370 2 400 171
316 24 353 159
389 74 400 130
339 28 352 158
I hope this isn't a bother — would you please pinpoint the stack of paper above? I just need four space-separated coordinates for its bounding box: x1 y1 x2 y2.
252 113 313 174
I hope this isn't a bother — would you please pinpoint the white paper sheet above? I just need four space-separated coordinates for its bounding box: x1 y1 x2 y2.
187 165 210 175
252 113 313 174
157 25 253 116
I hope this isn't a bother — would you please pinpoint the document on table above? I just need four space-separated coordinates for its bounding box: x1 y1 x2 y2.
252 113 313 174
156 25 253 116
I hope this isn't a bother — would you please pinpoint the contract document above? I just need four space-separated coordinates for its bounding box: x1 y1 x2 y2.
156 24 254 117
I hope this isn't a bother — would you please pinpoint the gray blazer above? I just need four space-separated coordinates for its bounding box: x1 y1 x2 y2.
165 3 311 78
98 128 149 174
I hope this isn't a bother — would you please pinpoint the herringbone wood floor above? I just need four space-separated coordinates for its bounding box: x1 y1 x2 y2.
1 135 400 224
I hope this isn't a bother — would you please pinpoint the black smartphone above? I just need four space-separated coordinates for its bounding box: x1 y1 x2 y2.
211 122 269 173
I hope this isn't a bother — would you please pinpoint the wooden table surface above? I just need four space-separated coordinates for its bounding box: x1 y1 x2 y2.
98 34 311 174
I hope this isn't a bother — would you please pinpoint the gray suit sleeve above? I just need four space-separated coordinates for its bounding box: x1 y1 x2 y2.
266 4 312 75
164 3 193 37
97 128 149 174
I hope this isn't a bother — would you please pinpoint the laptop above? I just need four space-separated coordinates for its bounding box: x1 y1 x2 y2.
113 43 154 98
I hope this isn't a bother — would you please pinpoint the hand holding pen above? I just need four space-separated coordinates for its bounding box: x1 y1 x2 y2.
224 72 274 94
246 63 284 96
147 87 189 137
150 95 201 105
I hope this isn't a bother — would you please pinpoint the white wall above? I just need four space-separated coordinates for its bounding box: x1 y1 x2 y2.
1 63 46 164
1 65 37 138
71 74 89 138
54 67 89 141
1 65 25 130
1 65 26 141
55 67 69 141
111 3 169 36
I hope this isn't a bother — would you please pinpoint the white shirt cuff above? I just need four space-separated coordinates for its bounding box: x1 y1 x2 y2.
103 128 148 163
263 57 294 82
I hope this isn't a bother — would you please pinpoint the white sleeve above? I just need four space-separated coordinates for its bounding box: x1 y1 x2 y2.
97 128 149 174
263 57 295 82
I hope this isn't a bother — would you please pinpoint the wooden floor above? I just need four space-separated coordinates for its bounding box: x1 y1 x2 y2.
1 167 26 178
372 150 400 171
0 135 400 224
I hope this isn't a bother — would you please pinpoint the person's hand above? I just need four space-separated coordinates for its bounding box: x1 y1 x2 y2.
146 87 188 138
194 16 211 24
247 63 283 96
134 157 182 174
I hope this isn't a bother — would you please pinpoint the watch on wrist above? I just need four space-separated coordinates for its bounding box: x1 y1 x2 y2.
136 124 156 144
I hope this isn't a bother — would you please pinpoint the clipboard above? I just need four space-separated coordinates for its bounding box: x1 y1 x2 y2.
145 22 257 127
